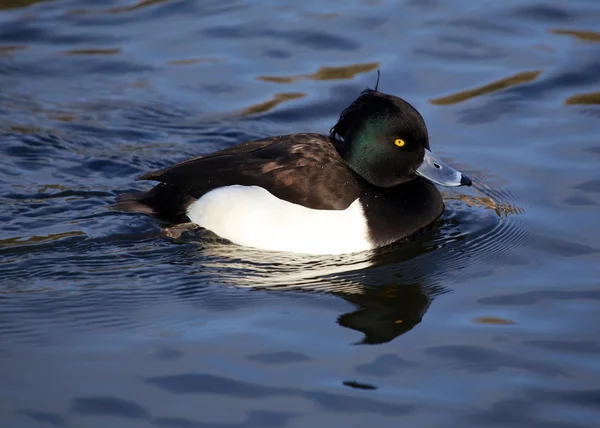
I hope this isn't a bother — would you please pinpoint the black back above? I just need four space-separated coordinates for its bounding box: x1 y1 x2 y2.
135 133 362 212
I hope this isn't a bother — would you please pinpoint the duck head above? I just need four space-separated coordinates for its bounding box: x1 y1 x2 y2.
331 89 472 188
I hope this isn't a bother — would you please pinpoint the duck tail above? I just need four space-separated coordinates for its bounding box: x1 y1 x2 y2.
113 190 157 215
112 183 194 223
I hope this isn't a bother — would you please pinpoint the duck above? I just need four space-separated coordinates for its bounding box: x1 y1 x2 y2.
116 86 472 255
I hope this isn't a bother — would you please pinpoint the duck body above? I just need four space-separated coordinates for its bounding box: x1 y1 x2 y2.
117 89 471 254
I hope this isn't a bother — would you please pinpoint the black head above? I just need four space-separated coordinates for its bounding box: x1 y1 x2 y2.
331 89 471 188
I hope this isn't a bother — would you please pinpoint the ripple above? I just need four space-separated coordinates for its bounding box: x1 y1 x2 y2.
152 411 298 428
478 289 600 306
246 351 311 365
513 5 574 22
0 281 173 343
551 29 600 43
0 231 86 249
526 340 600 355
415 35 508 61
17 410 66 427
0 0 45 11
237 92 306 117
71 397 150 418
425 344 566 376
356 354 414 378
60 48 122 55
257 62 380 84
0 44 26 55
145 372 413 415
67 0 169 16
434 180 528 268
565 91 600 105
430 70 543 105
473 316 516 325
201 25 360 51
167 57 222 66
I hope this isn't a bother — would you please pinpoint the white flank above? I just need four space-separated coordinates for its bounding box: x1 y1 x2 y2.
186 185 373 255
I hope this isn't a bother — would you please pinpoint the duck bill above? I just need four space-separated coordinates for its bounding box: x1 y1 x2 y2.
415 149 472 187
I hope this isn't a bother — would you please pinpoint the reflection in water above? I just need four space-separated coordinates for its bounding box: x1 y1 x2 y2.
61 48 122 55
157 181 524 344
5 125 44 134
0 231 86 249
167 57 222 66
473 316 516 325
429 70 542 105
257 62 380 84
342 380 378 390
0 45 26 55
168 228 451 344
551 29 600 43
237 92 305 117
0 0 44 10
107 0 167 14
565 91 600 105
68 0 168 15
456 193 524 217
338 282 436 345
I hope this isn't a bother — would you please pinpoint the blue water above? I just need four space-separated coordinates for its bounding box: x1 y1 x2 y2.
1 0 600 427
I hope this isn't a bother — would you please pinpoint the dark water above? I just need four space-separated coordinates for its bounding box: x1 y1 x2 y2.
2 0 600 426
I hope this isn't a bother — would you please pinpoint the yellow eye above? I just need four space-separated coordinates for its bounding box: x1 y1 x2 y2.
394 139 405 147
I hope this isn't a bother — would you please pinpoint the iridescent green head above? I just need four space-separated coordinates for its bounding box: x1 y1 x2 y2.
331 89 471 189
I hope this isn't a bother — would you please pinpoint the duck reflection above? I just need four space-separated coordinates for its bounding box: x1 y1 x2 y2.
337 282 436 345
164 221 456 345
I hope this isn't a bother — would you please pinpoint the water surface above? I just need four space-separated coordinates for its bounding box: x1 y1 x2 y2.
1 0 600 427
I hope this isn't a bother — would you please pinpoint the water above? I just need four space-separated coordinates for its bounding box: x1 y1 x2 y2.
1 0 600 426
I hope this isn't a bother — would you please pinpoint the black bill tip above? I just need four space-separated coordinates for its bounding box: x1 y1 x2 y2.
460 174 472 187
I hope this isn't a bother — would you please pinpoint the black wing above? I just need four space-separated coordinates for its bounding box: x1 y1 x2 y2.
137 133 361 210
